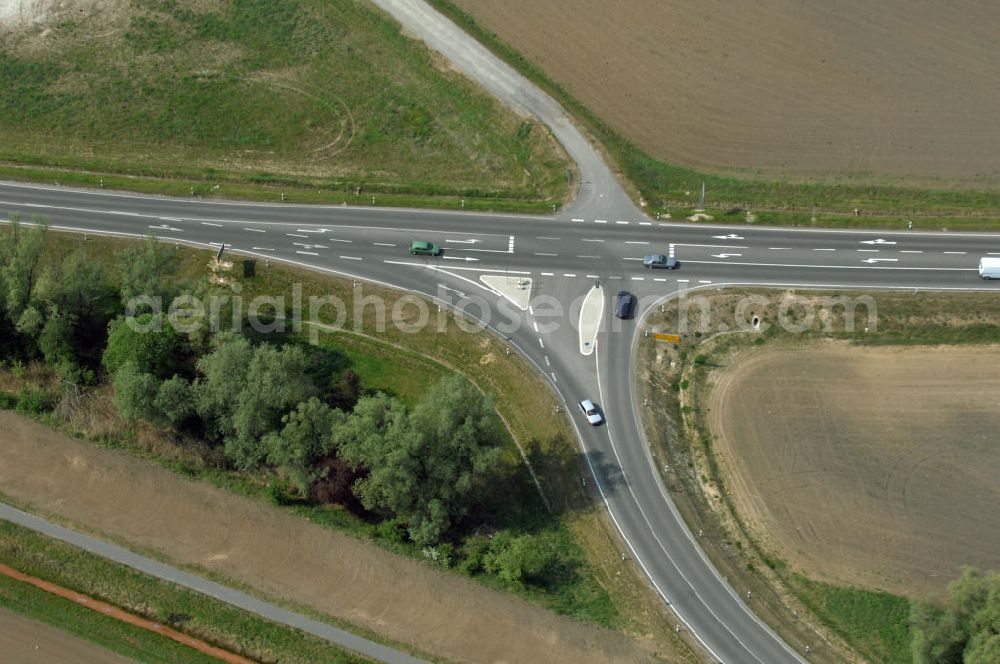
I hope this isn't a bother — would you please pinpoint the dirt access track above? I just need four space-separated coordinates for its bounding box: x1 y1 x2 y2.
0 411 663 664
454 0 1000 184
707 342 1000 598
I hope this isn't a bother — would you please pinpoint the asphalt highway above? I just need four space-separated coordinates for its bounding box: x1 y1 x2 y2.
3 2 999 662
2 179 999 664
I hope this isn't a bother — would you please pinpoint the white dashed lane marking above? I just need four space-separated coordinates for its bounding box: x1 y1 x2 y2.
295 250 318 256
340 256 362 261
201 222 223 227
244 228 266 233
287 233 307 238
373 242 396 247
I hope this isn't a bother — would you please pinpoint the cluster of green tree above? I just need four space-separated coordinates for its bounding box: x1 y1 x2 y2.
912 567 1000 664
0 221 561 587
108 322 505 547
0 217 119 381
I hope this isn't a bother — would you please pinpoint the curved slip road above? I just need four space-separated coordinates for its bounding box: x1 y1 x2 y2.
2 2 999 662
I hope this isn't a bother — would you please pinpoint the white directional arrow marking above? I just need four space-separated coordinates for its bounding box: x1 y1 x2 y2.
862 258 899 264
443 256 479 262
861 239 896 245
437 284 467 297
445 239 481 244
712 234 744 240
292 242 327 250
711 253 743 259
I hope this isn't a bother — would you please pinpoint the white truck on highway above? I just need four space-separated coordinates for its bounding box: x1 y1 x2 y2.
979 257 1000 279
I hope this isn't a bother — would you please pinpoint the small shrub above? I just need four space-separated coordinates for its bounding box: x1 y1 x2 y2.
16 387 55 414
265 478 293 506
374 517 408 544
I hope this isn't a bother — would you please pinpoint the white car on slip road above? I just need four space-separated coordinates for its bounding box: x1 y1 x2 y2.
578 399 603 425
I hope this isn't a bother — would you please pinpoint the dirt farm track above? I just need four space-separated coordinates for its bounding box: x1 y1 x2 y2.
707 342 1000 598
454 0 1000 184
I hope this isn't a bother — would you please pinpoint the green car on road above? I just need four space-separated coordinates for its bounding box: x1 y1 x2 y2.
409 240 442 256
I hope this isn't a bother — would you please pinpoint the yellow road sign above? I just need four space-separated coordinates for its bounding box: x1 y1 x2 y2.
654 333 681 344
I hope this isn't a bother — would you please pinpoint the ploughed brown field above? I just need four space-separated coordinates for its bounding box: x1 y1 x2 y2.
0 607 131 664
707 342 1000 597
453 0 1000 184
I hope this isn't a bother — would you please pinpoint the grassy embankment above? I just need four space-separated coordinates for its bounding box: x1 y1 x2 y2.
429 0 1000 229
635 288 1000 664
0 0 568 213
0 520 370 664
0 231 699 662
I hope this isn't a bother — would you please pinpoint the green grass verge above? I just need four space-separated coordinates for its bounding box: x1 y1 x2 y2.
318 332 451 406
428 0 1000 228
0 0 568 211
0 520 370 664
789 575 911 664
0 164 560 214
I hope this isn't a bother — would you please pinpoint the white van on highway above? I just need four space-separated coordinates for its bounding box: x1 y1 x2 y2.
979 257 1000 279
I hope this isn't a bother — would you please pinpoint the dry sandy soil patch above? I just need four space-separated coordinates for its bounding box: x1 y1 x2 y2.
0 606 132 664
454 0 1000 184
0 0 121 30
707 342 1000 597
0 411 662 664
